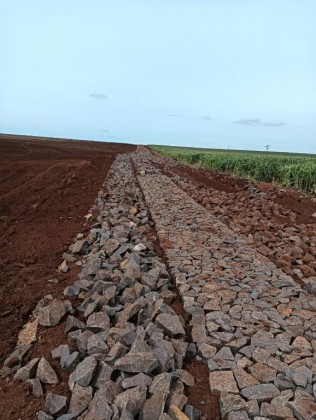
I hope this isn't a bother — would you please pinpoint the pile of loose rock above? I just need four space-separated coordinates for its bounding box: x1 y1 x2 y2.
132 149 316 419
4 154 200 419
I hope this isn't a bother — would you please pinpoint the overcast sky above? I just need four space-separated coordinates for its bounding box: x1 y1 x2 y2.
1 0 315 152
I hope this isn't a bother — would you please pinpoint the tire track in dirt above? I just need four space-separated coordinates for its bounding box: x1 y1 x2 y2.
0 141 34 158
0 160 88 200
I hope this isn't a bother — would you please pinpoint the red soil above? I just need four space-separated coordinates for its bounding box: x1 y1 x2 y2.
0 134 135 419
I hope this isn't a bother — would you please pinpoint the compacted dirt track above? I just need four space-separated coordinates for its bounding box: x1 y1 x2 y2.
0 134 135 361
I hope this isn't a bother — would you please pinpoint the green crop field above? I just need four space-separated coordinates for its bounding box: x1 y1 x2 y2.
150 145 316 194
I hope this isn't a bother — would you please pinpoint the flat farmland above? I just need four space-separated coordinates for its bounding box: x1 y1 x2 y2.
151 145 316 194
0 134 135 361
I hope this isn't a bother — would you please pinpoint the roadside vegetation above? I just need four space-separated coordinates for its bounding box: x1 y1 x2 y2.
150 145 316 194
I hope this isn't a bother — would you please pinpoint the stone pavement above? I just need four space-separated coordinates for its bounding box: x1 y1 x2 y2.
5 152 203 419
133 148 316 419
3 147 316 419
147 151 316 288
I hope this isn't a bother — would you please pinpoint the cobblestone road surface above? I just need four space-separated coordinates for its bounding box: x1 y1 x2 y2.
3 148 316 420
133 149 316 419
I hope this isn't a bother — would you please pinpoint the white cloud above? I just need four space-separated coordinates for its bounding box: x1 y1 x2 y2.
90 93 109 100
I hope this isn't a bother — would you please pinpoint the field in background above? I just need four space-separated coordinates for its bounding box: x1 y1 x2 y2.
150 145 316 194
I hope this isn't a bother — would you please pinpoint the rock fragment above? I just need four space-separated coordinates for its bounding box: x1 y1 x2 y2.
156 313 185 336
45 393 67 416
233 367 259 389
87 311 110 331
68 355 98 390
172 370 195 387
68 384 93 415
3 344 31 368
114 385 147 415
115 352 158 373
168 404 190 420
141 393 165 419
27 378 43 397
84 390 113 419
287 399 316 420
37 411 54 420
249 363 277 383
17 318 38 346
220 392 247 418
93 361 113 388
209 371 239 395
72 239 89 254
241 383 280 402
14 358 39 382
149 372 171 395
37 358 59 384
38 299 67 327
122 372 152 389
183 405 201 420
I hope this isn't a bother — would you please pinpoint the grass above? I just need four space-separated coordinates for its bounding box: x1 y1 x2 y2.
150 145 316 194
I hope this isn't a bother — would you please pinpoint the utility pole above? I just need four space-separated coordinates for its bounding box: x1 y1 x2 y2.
265 145 270 152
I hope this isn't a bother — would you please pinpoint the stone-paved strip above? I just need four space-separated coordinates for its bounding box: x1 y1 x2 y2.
146 150 316 289
4 154 203 419
133 149 316 420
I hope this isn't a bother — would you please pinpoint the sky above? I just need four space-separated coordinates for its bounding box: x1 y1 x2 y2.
1 0 315 153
